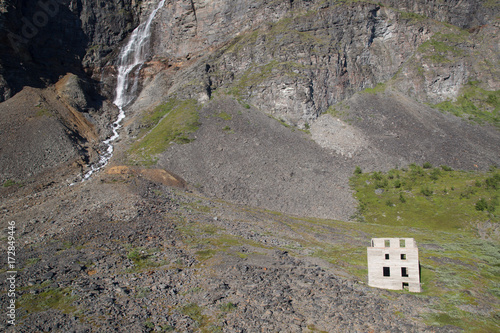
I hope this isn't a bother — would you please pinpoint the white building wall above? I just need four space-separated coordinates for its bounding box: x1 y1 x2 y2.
367 238 421 292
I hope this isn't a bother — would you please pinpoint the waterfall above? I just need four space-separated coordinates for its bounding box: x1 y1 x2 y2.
81 0 165 181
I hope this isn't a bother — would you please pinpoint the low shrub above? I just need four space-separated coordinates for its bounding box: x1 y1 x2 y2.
475 198 488 211
421 187 433 197
441 165 453 171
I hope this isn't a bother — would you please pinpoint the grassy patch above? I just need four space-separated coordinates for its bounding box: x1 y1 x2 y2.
349 164 500 330
433 81 500 128
175 217 267 263
418 31 469 64
35 107 52 117
17 288 78 314
24 258 41 267
128 99 201 165
361 82 387 94
184 201 212 213
350 164 499 230
314 244 367 277
325 103 353 123
229 60 306 97
135 287 151 299
195 249 218 261
126 247 163 272
214 112 232 120
2 179 18 187
397 10 427 22
180 303 221 332
483 0 500 8
219 302 236 312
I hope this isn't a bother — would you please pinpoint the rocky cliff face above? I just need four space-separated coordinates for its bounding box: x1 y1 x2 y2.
1 0 498 114
129 0 499 127
0 0 145 101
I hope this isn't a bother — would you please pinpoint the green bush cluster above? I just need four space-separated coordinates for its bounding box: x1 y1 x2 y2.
476 197 498 212
485 173 500 189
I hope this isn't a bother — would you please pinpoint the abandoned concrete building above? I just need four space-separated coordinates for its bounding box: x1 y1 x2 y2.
367 238 421 292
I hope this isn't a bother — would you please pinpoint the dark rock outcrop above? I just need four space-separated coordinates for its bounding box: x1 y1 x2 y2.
0 0 145 101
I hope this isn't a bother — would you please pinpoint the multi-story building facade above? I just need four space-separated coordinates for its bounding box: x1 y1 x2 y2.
367 238 421 292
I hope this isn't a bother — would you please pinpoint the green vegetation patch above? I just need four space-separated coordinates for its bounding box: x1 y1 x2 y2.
433 81 500 128
219 302 236 312
24 257 41 267
17 287 78 314
361 82 387 94
351 164 499 230
483 0 500 8
349 164 500 330
214 111 232 120
174 216 267 263
2 179 17 187
180 303 221 332
126 247 163 272
418 31 469 63
35 107 52 117
397 10 427 22
128 99 201 165
229 60 306 97
314 244 367 277
184 201 212 213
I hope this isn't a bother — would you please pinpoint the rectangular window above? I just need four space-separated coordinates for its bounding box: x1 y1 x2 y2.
401 253 406 260
384 240 390 247
401 267 408 277
402 282 409 290
383 267 390 277
385 253 390 260
400 239 406 247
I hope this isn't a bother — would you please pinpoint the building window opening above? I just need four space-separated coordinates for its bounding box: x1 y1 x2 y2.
402 267 409 277
384 240 390 247
385 253 390 260
402 282 409 290
401 253 406 260
383 267 390 277
400 239 406 247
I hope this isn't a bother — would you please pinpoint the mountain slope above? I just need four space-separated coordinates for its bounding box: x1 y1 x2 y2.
0 0 499 332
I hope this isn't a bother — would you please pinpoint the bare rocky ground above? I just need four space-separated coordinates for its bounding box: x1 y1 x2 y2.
326 91 500 172
0 80 117 186
155 97 357 221
0 172 457 333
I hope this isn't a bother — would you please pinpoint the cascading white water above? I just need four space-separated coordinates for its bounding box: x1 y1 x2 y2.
81 0 165 181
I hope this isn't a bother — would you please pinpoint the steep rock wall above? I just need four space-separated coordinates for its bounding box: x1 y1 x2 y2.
0 0 147 101
139 0 498 126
